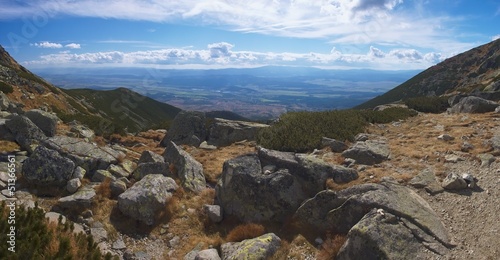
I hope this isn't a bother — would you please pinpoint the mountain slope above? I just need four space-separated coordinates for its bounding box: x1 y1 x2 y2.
356 39 500 109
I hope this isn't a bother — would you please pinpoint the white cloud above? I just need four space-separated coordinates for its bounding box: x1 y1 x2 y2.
33 41 63 48
492 34 500 41
65 43 81 49
25 42 448 70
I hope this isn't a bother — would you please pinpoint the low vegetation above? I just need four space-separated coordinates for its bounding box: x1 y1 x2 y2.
404 96 450 113
0 202 112 259
0 81 13 93
257 107 417 152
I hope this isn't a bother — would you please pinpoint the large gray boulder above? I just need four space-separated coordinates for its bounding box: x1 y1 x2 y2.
25 109 59 137
117 174 178 225
258 147 358 197
221 233 281 260
42 136 124 173
207 118 269 147
0 91 11 111
342 140 390 165
5 114 46 152
321 137 348 152
294 181 453 251
336 209 445 260
138 150 165 164
163 141 206 193
450 96 498 113
216 154 307 222
160 111 207 147
22 146 75 187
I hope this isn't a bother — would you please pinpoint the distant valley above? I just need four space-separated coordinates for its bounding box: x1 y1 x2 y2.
34 66 419 119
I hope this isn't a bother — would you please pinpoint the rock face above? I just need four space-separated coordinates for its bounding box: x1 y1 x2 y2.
5 114 46 151
342 140 390 165
294 181 453 252
221 233 281 260
25 109 59 137
163 141 206 193
22 146 75 186
450 96 498 113
216 154 306 222
42 136 124 173
118 174 178 225
160 111 207 147
207 118 269 147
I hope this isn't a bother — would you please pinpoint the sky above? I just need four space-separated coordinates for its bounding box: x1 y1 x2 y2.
0 0 499 71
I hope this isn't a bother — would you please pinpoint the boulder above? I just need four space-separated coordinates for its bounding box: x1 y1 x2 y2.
450 96 498 113
138 150 165 164
42 136 125 173
409 169 444 194
336 209 446 260
25 109 59 137
5 114 46 152
221 233 281 260
117 174 178 225
321 137 348 152
92 170 116 182
441 173 467 190
160 111 207 147
69 122 95 139
342 140 390 165
163 141 206 193
66 178 82 193
207 118 269 147
195 249 221 260
107 164 131 178
437 134 455 141
110 179 127 197
294 181 453 250
22 146 75 187
258 147 358 197
477 153 495 167
132 162 170 181
58 186 96 210
216 154 307 222
0 91 11 111
203 204 223 223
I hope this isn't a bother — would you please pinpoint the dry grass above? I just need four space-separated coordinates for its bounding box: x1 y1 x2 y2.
0 140 20 152
226 223 266 242
316 233 347 260
95 178 112 201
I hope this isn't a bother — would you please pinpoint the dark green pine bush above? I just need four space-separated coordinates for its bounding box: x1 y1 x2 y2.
257 107 417 152
404 96 449 113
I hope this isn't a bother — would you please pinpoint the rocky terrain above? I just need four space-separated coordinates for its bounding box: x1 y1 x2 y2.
1 41 500 259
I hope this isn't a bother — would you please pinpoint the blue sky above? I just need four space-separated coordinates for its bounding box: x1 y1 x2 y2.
1 0 499 70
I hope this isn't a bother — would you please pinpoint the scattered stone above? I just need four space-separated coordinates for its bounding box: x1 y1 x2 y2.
92 169 116 182
110 179 128 197
112 239 127 250
25 109 59 137
321 137 348 152
72 166 86 180
462 173 476 188
107 164 131 178
91 226 108 243
207 118 269 147
221 233 281 260
342 140 390 165
45 212 67 225
441 173 468 190
184 242 205 260
58 186 96 210
199 141 217 150
477 153 495 167
132 162 170 181
66 178 82 193
444 154 464 163
69 122 95 140
5 114 47 152
0 91 11 111
203 204 223 223
160 111 207 147
409 168 437 189
354 133 371 141
437 134 455 141
138 150 165 164
450 96 498 113
22 146 75 187
169 236 180 248
195 249 221 260
262 164 277 174
163 141 206 193
461 142 474 152
118 174 178 225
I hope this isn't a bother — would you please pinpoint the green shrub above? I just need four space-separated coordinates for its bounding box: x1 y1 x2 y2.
0 201 107 259
404 96 449 113
0 81 13 94
257 108 416 152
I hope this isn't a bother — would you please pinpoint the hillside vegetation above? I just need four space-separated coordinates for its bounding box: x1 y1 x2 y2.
257 107 417 152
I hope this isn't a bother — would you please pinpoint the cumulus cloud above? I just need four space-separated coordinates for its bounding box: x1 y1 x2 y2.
25 42 448 70
33 41 63 48
65 43 81 49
